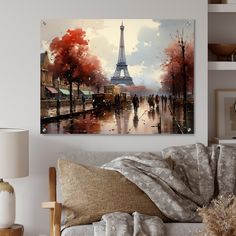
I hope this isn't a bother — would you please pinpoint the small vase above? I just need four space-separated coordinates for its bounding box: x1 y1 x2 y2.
0 180 15 228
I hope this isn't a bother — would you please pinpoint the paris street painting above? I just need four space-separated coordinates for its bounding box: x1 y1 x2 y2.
40 19 194 135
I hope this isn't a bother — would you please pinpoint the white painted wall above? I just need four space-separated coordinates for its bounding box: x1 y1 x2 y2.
0 0 207 235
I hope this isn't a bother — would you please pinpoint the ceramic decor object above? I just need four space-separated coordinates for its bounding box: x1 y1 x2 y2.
0 180 15 228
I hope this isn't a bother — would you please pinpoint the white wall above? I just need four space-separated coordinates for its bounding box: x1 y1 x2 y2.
0 0 207 235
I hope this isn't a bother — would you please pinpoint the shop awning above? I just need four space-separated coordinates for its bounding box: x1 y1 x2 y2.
80 90 94 96
59 88 70 95
46 86 58 94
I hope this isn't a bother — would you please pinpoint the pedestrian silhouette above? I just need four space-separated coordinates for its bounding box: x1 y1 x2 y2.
148 94 155 110
82 94 86 111
161 95 164 109
132 94 139 114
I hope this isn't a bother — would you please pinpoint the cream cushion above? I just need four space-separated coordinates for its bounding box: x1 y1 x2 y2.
61 223 204 236
58 159 167 227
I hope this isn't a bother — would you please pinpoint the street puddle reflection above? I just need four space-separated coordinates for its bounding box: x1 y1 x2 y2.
44 99 193 134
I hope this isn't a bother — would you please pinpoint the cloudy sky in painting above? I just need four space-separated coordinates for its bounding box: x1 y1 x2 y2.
41 19 194 90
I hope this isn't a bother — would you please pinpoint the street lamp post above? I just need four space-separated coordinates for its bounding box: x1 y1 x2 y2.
57 77 61 116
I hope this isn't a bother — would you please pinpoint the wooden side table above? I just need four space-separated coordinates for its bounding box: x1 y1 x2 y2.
0 225 23 236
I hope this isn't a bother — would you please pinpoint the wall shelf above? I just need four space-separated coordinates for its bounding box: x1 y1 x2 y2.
208 4 236 12
213 137 236 144
208 61 236 70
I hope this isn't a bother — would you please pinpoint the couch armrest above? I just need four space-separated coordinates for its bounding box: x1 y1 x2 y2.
42 201 62 236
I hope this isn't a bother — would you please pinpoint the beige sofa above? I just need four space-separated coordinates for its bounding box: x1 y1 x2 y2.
42 150 204 236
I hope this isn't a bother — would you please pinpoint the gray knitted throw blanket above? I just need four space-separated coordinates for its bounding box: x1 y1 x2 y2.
93 143 236 236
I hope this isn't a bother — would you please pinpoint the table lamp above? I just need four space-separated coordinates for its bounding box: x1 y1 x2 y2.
0 129 29 228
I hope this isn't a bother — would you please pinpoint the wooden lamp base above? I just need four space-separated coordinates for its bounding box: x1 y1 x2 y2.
0 224 23 236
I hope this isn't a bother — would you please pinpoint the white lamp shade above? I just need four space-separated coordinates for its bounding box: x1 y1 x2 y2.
0 129 29 178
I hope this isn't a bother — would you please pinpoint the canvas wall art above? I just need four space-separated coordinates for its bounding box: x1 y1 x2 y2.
40 19 194 135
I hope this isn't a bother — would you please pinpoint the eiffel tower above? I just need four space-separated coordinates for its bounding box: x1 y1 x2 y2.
111 22 134 86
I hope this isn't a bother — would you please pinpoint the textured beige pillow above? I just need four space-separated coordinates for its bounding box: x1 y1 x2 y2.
58 159 167 227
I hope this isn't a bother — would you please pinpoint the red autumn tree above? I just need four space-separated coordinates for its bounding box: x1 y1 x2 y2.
90 71 108 93
79 54 107 93
161 34 194 100
48 28 106 113
185 41 194 95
